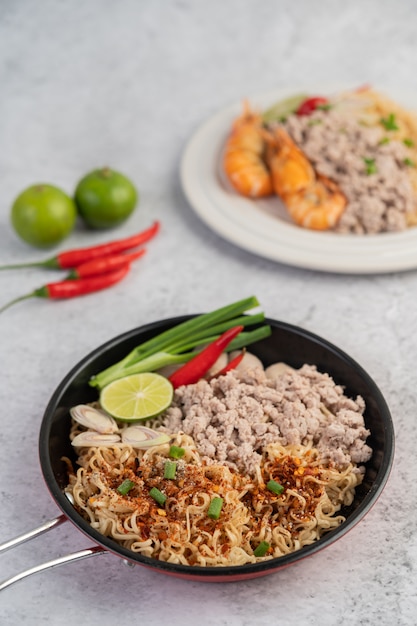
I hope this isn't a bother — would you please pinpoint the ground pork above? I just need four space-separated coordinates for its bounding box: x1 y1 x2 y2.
159 364 372 477
282 108 416 234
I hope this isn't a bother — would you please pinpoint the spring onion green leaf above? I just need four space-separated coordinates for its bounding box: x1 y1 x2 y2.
169 445 185 459
253 541 270 557
117 479 135 495
266 480 284 495
149 487 167 506
207 496 224 520
403 138 414 147
90 297 271 390
164 460 177 480
404 157 415 167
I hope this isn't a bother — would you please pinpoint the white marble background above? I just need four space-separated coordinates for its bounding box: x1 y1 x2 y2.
1 1 417 624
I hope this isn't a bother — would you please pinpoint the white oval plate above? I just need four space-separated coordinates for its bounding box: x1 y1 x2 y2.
180 87 417 274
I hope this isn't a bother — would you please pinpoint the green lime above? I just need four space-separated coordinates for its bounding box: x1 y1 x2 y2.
74 167 138 229
100 373 174 422
11 184 77 248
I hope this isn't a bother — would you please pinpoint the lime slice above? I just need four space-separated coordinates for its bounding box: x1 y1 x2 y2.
100 373 173 422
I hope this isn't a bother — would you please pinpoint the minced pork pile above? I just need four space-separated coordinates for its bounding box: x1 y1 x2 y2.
282 108 416 234
160 364 372 477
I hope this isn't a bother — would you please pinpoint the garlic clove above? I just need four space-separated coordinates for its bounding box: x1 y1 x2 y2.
265 362 294 380
228 350 264 373
71 432 121 447
206 353 228 377
70 404 119 434
157 363 182 378
121 425 170 449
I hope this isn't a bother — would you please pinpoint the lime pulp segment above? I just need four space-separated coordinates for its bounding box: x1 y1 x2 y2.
100 372 174 421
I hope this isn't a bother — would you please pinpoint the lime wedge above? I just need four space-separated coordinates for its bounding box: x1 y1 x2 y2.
100 373 173 422
261 93 308 123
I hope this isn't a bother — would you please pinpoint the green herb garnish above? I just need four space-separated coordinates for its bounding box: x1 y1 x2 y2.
164 460 177 480
363 157 378 175
169 445 185 459
403 138 414 147
149 487 167 506
379 137 390 145
253 541 270 557
117 479 135 496
207 496 224 520
266 480 284 495
380 113 399 131
404 158 416 167
308 119 323 126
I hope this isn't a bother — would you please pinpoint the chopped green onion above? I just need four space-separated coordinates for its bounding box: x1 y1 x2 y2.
169 445 185 459
380 113 399 131
117 479 135 496
266 480 284 495
307 119 323 126
403 138 414 147
363 157 377 175
379 137 390 145
254 541 270 557
149 487 167 506
404 157 415 167
164 460 177 479
207 496 224 520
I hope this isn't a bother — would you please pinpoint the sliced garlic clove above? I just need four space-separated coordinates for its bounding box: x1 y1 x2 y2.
71 432 121 447
228 350 264 373
121 425 170 449
206 353 228 377
157 363 182 378
70 404 119 434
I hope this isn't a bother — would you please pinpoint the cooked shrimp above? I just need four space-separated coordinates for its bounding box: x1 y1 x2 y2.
282 173 347 230
223 102 273 198
265 126 347 230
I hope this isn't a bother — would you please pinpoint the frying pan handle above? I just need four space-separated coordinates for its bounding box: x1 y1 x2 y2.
0 546 106 591
0 513 67 554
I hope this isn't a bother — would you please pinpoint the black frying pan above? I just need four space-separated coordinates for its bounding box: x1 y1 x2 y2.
1 317 395 586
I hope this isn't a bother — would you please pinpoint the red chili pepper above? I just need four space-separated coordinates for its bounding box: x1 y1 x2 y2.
67 248 146 279
56 221 159 268
0 221 160 271
208 348 246 380
296 96 328 116
0 264 130 313
168 325 244 389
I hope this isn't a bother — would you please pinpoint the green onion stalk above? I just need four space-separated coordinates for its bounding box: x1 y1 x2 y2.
90 296 271 390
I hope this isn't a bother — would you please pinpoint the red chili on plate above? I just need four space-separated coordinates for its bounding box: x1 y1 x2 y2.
296 96 329 116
